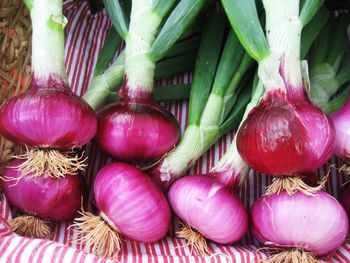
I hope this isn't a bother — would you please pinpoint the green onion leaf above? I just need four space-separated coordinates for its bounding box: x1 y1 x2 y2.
188 9 226 126
103 0 129 39
221 0 269 62
149 0 211 62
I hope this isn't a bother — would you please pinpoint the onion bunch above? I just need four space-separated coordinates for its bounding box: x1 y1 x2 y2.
0 0 97 179
222 0 348 262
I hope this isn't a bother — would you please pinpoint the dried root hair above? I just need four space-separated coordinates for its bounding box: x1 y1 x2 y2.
265 165 333 196
260 248 319 263
9 215 52 239
340 163 350 175
71 210 121 259
3 147 86 184
176 222 210 256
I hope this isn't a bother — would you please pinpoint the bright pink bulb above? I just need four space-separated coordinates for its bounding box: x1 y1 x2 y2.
0 87 97 149
2 159 84 221
95 102 180 163
331 99 350 160
251 190 348 256
94 162 171 242
237 91 334 175
168 175 248 244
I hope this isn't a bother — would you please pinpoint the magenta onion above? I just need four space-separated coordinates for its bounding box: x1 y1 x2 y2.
0 0 97 179
340 183 350 218
74 162 171 259
331 98 350 161
237 89 334 176
2 159 83 221
0 83 97 149
1 158 83 238
169 175 248 245
251 190 348 259
95 92 180 163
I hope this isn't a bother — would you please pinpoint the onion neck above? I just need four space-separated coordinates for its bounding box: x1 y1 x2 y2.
29 0 69 90
261 0 304 100
121 0 161 102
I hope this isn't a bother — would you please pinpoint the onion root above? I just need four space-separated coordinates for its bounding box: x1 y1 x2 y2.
72 210 121 259
265 177 323 196
3 148 86 183
177 222 210 256
264 248 319 263
9 215 52 239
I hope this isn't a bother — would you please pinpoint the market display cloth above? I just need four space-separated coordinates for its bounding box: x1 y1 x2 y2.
1 1 350 262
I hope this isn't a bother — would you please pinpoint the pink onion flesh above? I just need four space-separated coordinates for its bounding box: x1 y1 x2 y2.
2 159 84 221
94 162 171 242
168 175 248 244
251 190 348 256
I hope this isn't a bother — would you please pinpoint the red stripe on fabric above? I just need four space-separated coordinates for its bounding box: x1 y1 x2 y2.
222 245 237 263
57 246 70 263
50 245 64 263
170 238 183 263
70 15 94 94
135 241 143 263
53 222 61 243
0 236 15 258
78 251 87 263
65 4 88 79
142 243 152 263
333 250 349 263
36 240 56 263
68 248 81 263
7 237 27 262
331 253 345 263
79 13 105 96
150 242 159 263
28 239 47 262
63 221 69 246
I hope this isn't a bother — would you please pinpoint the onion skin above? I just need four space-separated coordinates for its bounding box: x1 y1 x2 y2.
2 159 84 221
94 162 171 242
95 101 180 163
0 79 97 149
237 90 335 176
251 190 348 256
331 99 350 160
340 183 350 218
168 175 248 244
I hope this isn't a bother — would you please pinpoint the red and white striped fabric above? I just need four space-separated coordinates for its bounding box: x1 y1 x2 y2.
1 0 350 262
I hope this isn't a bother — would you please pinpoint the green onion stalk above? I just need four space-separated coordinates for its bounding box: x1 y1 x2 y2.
308 12 350 114
82 0 207 111
221 1 348 262
93 0 213 164
221 0 335 195
148 9 254 190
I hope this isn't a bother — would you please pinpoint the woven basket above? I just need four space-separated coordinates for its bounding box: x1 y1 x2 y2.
0 0 30 175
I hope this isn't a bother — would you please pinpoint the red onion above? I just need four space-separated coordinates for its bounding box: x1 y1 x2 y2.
340 183 350 218
331 98 350 162
74 162 171 259
251 190 348 261
167 135 249 255
95 94 180 163
0 0 97 179
94 0 181 164
237 84 334 177
1 158 83 238
0 82 97 149
234 1 334 195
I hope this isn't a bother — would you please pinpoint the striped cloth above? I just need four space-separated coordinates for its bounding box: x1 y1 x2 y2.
1 0 350 262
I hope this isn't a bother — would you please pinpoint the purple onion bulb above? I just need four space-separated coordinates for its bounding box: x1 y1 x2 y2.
251 190 348 257
94 162 171 242
2 159 84 221
168 175 248 244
